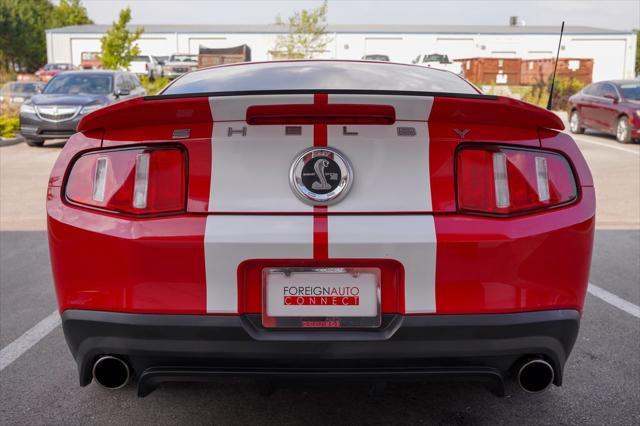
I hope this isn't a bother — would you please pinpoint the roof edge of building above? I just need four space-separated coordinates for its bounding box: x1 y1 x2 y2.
45 24 635 35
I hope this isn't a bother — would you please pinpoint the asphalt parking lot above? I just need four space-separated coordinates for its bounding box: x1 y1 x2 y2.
1 129 638 425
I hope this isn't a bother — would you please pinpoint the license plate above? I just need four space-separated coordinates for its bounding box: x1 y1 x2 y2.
262 267 381 328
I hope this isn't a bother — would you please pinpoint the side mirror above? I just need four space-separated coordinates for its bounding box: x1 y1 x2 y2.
603 93 619 103
114 88 130 98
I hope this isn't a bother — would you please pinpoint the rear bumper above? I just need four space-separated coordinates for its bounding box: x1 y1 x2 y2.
62 309 580 396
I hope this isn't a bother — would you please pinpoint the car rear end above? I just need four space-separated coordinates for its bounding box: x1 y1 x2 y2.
163 55 198 79
47 61 594 397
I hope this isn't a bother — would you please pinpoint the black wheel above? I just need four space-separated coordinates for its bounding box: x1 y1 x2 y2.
25 138 44 147
569 110 585 134
616 116 632 144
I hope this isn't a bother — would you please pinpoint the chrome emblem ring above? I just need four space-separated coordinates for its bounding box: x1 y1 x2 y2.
289 147 353 205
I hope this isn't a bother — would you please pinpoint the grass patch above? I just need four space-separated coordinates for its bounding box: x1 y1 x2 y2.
140 76 171 96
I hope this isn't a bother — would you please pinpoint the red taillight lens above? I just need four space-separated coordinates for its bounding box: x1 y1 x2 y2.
457 146 577 215
65 147 186 215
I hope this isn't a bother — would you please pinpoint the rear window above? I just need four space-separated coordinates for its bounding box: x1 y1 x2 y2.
162 61 478 95
618 83 640 101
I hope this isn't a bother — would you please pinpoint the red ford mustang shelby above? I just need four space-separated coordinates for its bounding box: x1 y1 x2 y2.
47 60 595 397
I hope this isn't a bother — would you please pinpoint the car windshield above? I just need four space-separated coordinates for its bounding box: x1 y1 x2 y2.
162 61 478 95
132 56 149 62
618 83 640 100
170 55 197 62
45 64 67 70
43 74 113 95
9 82 41 93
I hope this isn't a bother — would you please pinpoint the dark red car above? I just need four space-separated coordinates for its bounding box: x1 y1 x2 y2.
35 63 75 82
568 79 640 144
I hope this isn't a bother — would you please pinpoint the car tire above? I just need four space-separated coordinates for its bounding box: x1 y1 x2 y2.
569 110 585 134
25 138 44 147
616 116 632 144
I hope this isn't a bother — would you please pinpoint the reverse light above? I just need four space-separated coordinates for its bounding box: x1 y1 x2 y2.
457 146 577 215
66 146 186 215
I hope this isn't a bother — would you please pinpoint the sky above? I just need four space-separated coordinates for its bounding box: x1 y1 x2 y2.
60 0 639 31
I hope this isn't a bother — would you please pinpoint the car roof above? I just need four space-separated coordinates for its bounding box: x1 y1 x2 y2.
4 81 43 86
162 59 479 96
609 79 640 86
52 70 121 76
591 79 639 86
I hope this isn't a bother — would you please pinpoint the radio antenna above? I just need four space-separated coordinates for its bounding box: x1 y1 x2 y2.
546 21 565 110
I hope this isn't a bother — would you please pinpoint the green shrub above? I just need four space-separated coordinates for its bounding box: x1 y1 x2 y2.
522 77 586 111
0 113 20 138
139 75 171 96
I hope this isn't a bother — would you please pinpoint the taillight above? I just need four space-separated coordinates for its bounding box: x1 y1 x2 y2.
456 146 577 215
65 147 186 215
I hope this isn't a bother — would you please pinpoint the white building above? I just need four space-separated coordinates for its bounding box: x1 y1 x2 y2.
46 24 637 82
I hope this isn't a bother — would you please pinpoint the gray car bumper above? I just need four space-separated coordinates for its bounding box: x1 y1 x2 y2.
19 112 82 140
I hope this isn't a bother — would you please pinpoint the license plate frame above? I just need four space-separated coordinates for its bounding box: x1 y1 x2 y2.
262 267 381 329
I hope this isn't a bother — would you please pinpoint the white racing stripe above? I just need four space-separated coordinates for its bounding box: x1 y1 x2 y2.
327 123 432 212
329 215 437 313
204 215 313 313
0 310 60 371
208 123 314 212
588 283 640 319
573 136 640 156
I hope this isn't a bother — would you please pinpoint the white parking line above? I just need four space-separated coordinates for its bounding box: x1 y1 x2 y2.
588 283 640 319
573 136 640 156
0 310 60 371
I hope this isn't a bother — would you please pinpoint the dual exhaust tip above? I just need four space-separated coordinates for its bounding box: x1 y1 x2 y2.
92 354 555 394
92 356 130 390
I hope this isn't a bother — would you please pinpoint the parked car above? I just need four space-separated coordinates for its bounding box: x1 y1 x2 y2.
568 79 640 143
20 71 145 146
0 81 45 106
129 55 163 79
413 53 464 76
362 54 390 61
80 52 101 70
162 54 198 79
35 63 75 81
48 61 594 397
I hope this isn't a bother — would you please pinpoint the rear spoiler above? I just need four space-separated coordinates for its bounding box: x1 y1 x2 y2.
77 91 563 133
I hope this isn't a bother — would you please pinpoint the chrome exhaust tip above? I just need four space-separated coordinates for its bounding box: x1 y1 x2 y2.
92 356 130 390
517 358 555 393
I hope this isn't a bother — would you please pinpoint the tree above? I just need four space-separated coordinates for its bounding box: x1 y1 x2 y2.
99 7 143 70
0 0 92 73
51 0 92 27
0 0 53 72
272 0 330 59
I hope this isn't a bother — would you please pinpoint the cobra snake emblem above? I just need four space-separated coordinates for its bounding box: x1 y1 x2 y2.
311 159 332 190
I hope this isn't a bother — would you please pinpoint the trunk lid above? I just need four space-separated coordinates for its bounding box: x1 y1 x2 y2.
81 92 562 214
